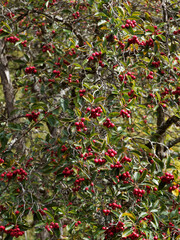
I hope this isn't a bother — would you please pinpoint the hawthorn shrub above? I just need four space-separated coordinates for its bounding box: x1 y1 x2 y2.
0 0 179 239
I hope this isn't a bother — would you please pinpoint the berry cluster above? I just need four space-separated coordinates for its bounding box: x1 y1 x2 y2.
79 149 93 161
75 118 87 132
128 89 136 99
74 177 85 186
172 86 180 96
45 222 59 232
53 70 60 78
118 41 125 49
42 43 55 53
103 209 111 216
68 48 76 56
133 188 145 197
21 40 27 47
125 229 140 239
160 172 174 184
149 93 155 98
62 167 74 177
61 145 67 152
147 71 154 79
1 167 27 181
94 158 106 165
0 158 4 164
146 185 151 194
25 157 33 168
108 202 122 210
88 51 102 62
79 89 86 97
86 107 103 118
72 11 80 19
128 35 140 45
152 61 160 68
39 208 47 216
110 161 123 169
105 149 117 157
119 72 136 83
120 109 131 118
145 38 154 47
6 12 15 18
68 74 72 83
48 79 55 83
6 36 19 43
160 88 170 98
141 214 153 222
168 184 179 192
103 118 115 128
75 221 81 227
103 221 124 239
121 19 137 29
173 29 180 35
0 224 24 238
120 171 132 184
26 111 40 122
99 60 105 67
72 177 85 192
25 66 37 74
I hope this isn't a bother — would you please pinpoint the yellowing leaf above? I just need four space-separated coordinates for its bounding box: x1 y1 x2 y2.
172 188 179 197
86 41 92 48
122 212 136 221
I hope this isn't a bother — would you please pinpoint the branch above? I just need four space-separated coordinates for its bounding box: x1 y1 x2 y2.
146 115 180 150
166 137 180 149
156 115 180 136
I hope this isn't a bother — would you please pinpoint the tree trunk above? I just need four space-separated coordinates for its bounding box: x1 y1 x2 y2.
0 39 14 117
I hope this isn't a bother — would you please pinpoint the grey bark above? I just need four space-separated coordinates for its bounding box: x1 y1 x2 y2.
0 39 14 117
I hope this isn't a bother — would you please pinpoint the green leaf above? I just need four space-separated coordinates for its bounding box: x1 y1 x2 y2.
83 95 93 103
122 212 136 222
157 34 166 42
5 225 14 231
108 112 120 117
98 20 108 26
134 171 140 182
124 3 131 14
60 118 74 122
94 97 106 103
154 157 164 169
138 169 148 183
145 25 155 32
104 154 113 163
122 228 133 238
2 21 12 32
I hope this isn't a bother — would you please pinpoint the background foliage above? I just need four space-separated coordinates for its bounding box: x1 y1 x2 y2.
0 0 179 239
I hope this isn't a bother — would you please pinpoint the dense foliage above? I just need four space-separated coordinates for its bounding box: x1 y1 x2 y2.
0 0 180 239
